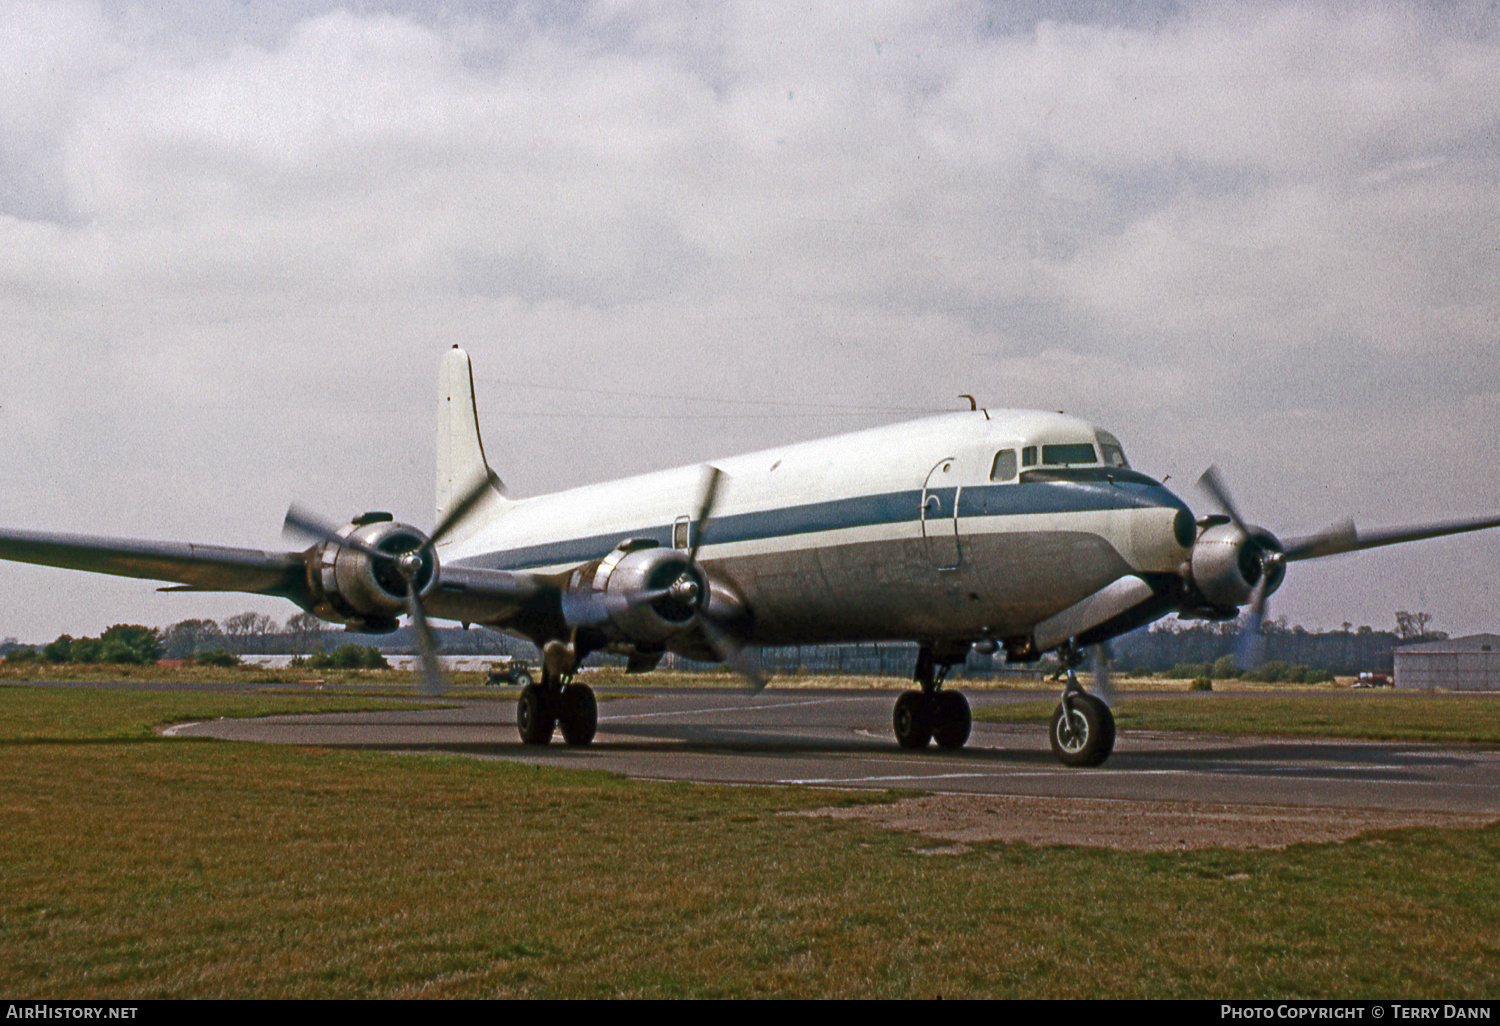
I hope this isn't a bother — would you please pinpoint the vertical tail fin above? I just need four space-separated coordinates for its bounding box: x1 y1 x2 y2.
436 346 508 536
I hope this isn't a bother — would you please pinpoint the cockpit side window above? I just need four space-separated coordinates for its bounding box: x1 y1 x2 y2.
990 449 1017 482
1097 431 1130 468
1021 445 1037 468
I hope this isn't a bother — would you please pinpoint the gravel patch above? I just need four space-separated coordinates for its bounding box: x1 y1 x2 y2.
799 793 1496 851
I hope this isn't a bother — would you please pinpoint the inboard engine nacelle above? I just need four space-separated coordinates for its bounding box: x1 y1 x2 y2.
559 539 744 649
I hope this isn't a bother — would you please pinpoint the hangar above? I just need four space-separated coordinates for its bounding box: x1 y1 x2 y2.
1394 634 1500 691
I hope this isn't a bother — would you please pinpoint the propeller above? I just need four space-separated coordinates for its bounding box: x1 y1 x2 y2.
282 473 496 695
1197 467 1500 670
1196 467 1281 670
557 465 765 690
674 466 767 692
1089 641 1116 705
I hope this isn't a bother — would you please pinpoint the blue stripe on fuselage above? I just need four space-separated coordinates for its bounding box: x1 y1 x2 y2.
456 478 1189 572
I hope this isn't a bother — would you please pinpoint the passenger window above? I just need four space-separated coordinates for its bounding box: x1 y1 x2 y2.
673 516 690 549
1021 446 1037 468
990 450 1017 482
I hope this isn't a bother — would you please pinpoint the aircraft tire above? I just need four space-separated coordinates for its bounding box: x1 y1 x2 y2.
893 690 933 749
931 690 971 750
516 683 556 745
559 683 598 746
1048 693 1115 767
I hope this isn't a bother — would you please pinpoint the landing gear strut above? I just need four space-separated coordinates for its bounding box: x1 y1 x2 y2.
1049 642 1115 767
893 645 972 750
517 638 598 747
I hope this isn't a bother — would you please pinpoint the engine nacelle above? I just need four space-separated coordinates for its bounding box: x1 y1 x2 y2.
305 514 438 632
562 541 703 644
560 539 747 651
1187 521 1285 611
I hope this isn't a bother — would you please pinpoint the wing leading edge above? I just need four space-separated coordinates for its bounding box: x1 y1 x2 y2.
0 526 559 630
0 527 312 600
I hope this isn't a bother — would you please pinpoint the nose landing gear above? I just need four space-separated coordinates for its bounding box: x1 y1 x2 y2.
1049 642 1115 767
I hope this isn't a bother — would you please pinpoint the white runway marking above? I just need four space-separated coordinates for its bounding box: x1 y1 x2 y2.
599 696 872 722
779 772 1004 785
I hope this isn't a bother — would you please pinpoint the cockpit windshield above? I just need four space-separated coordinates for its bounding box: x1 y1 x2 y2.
991 429 1132 482
1040 443 1097 466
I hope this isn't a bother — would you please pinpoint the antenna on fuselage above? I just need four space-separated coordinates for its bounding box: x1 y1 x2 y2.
958 395 989 420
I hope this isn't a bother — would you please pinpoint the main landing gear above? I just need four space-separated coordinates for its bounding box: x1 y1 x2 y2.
1048 643 1115 767
893 645 972 750
516 639 597 747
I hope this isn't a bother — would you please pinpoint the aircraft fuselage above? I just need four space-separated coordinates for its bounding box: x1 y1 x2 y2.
442 410 1194 656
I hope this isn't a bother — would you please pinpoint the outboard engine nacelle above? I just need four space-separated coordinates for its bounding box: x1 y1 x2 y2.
304 512 438 632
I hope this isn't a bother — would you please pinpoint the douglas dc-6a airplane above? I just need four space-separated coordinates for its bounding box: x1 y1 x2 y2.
4 347 1499 766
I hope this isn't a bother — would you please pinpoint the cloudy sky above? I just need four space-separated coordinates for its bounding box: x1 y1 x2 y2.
2 0 1498 644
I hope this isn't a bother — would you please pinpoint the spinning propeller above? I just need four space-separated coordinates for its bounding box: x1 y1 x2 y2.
282 474 495 695
640 467 766 691
1196 467 1500 669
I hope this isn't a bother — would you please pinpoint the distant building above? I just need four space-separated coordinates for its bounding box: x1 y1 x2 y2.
1393 634 1500 691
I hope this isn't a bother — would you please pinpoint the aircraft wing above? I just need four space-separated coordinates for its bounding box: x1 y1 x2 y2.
0 526 558 628
1282 514 1500 562
0 527 310 600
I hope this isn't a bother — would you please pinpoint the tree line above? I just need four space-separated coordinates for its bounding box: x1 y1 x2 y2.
0 609 1454 675
1108 611 1447 676
0 611 529 664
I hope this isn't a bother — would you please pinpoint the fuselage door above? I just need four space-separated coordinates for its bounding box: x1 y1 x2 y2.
920 457 961 571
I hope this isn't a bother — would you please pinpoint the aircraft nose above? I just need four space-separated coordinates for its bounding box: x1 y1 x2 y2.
1173 508 1196 549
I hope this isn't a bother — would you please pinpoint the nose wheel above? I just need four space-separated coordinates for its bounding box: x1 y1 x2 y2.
1049 642 1116 766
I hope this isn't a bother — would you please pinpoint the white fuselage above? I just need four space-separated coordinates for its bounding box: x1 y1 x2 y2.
441 410 1195 648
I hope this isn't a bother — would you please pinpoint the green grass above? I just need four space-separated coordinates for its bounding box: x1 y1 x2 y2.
975 691 1500 745
2 685 1499 998
0 661 497 688
0 683 442 743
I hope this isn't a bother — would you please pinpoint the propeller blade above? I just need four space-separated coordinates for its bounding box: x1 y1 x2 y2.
1279 519 1356 562
405 581 447 696
282 504 387 560
1197 465 1247 528
1090 642 1115 705
1283 514 1500 562
687 466 723 563
1234 571 1270 671
698 613 767 693
427 471 498 552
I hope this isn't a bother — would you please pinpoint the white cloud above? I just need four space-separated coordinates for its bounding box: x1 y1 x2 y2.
2 0 1499 639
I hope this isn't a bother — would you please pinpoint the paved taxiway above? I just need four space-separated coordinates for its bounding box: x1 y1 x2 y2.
168 686 1500 817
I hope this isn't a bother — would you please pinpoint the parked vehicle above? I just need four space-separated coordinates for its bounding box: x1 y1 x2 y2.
487 658 535 687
